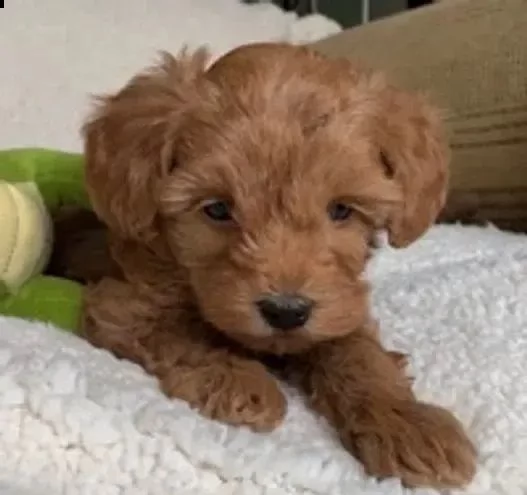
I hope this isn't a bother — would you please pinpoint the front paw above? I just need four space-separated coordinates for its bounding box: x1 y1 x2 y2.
161 361 286 432
345 400 476 489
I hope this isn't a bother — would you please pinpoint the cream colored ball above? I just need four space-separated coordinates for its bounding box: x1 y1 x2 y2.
0 181 53 292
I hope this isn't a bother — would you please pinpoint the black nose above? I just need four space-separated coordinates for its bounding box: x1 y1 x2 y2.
256 293 314 331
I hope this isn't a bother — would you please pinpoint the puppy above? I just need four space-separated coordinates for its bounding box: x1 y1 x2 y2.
81 43 476 488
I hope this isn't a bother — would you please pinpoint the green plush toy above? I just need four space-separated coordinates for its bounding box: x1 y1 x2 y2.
0 148 90 333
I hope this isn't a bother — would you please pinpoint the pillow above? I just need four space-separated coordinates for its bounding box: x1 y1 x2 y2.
312 0 527 232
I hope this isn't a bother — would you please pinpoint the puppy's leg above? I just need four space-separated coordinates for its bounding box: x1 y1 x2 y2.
298 324 476 489
83 278 286 431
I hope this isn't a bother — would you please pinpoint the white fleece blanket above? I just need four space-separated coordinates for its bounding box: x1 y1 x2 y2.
1 224 527 495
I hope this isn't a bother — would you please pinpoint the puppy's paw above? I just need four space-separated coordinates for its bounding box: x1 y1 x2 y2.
387 351 409 371
205 362 287 431
345 400 476 489
161 361 286 432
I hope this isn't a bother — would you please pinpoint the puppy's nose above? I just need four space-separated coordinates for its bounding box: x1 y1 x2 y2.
256 293 313 331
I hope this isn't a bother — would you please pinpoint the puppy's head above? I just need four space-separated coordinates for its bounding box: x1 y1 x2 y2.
84 43 448 354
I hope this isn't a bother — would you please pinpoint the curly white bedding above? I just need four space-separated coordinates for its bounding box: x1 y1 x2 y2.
1 225 527 494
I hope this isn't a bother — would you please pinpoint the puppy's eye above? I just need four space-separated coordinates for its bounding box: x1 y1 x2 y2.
202 200 233 222
328 202 353 222
380 151 395 178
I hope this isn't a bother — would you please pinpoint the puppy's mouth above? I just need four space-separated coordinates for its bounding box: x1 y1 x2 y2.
216 292 318 355
227 324 316 355
195 287 322 354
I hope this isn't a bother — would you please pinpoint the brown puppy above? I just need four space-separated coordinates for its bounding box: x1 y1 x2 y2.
82 43 476 489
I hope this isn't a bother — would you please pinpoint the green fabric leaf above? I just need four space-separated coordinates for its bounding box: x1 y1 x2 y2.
0 148 90 211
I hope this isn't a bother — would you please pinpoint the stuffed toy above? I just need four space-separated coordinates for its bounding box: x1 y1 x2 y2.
0 148 90 333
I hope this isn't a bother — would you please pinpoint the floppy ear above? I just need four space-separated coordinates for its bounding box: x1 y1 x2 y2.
83 49 209 242
377 87 449 247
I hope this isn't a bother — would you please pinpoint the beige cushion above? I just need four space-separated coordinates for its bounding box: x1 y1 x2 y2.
312 0 527 231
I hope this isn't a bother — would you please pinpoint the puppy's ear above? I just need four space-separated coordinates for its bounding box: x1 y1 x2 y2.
83 49 210 241
377 88 449 247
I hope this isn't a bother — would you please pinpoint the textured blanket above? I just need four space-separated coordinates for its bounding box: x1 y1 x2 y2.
0 225 526 495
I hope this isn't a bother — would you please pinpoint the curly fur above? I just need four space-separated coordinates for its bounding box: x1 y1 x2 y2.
80 42 476 488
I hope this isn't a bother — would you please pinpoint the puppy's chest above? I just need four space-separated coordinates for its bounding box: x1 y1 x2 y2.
261 354 290 376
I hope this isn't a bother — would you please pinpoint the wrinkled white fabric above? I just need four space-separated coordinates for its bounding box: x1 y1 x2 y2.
0 225 526 494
